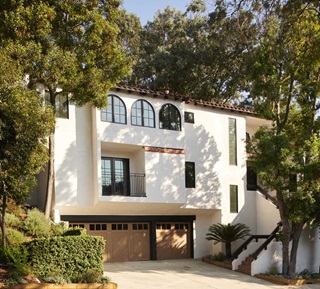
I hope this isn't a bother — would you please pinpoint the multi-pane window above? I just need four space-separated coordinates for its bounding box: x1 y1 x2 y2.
184 112 195 124
230 185 238 213
131 100 155 127
185 162 195 188
229 118 237 165
45 91 69 119
159 104 181 131
101 94 126 124
101 157 129 196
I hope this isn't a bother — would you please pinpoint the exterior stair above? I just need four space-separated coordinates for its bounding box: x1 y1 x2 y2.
237 255 254 275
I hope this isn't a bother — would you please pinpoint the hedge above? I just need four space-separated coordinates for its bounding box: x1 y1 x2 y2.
23 235 105 282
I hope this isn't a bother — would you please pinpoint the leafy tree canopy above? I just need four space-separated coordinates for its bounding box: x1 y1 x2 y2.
0 0 131 108
0 49 55 248
0 0 133 218
121 0 257 103
245 0 320 277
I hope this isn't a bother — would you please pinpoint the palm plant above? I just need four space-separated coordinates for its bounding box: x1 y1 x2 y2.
206 223 251 258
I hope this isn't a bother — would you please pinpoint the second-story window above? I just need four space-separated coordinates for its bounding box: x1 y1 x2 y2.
159 103 181 131
131 100 155 127
101 94 127 124
45 91 69 119
229 118 237 165
185 162 196 188
101 157 130 196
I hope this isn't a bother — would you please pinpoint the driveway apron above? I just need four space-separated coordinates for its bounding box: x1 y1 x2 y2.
103 259 319 289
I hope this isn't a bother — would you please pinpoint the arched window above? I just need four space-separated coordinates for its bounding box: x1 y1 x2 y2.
131 100 155 128
159 104 181 131
101 94 126 124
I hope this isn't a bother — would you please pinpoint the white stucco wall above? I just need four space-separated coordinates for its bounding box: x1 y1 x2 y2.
144 151 185 203
296 226 320 273
194 214 217 258
55 104 94 207
252 241 282 275
255 193 280 234
183 104 248 218
53 90 261 220
48 89 320 272
96 91 185 149
252 226 320 275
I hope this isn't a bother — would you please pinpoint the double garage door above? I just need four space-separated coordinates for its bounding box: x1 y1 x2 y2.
74 222 191 262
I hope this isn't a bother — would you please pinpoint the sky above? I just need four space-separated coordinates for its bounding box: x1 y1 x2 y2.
122 0 192 25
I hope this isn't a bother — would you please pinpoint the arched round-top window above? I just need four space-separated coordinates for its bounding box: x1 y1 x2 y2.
131 100 155 128
159 104 181 131
101 94 127 124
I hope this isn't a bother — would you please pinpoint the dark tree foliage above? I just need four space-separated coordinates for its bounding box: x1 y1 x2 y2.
0 0 132 218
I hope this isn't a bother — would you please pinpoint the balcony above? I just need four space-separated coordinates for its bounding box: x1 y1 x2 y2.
102 173 146 197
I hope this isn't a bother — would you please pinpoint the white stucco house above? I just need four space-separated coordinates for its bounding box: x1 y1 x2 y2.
30 85 320 275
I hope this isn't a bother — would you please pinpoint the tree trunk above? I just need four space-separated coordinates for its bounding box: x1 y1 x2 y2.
225 242 232 258
45 132 55 219
0 195 7 249
281 223 291 277
276 195 291 277
288 222 304 278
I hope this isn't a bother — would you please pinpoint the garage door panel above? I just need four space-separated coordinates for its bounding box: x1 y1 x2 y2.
156 223 190 260
72 220 191 262
111 232 130 262
156 229 172 260
131 231 150 261
173 230 188 259
83 222 150 262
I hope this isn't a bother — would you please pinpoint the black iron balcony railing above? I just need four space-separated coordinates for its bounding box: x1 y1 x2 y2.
102 173 146 197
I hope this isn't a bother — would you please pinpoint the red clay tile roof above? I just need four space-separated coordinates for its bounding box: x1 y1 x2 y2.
113 84 256 115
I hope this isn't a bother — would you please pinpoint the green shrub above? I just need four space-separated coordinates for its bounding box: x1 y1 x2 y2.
99 276 111 284
7 228 27 244
72 269 102 283
3 273 26 287
0 228 27 245
5 213 22 229
2 244 30 276
23 208 51 238
72 270 111 284
208 252 226 262
62 226 87 236
51 222 67 236
41 274 68 284
23 235 105 282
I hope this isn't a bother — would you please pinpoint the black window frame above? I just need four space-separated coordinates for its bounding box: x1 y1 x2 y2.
131 99 155 128
184 111 195 124
159 103 181 131
230 184 238 213
185 162 196 188
45 91 69 119
101 157 130 196
101 94 127 124
229 118 237 166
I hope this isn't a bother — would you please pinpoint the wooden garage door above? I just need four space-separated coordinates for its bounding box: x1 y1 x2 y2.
156 222 190 260
74 223 150 262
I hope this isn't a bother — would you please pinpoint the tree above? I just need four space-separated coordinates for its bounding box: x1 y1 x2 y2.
206 223 251 258
246 0 320 278
0 0 132 218
0 49 54 248
123 0 257 103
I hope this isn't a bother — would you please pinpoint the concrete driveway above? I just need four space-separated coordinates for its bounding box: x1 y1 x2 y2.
103 259 319 289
